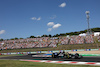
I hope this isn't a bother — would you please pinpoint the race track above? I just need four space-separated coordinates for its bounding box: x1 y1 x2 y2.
0 54 100 62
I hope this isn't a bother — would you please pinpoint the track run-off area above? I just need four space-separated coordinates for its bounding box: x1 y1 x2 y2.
0 53 100 66
0 50 100 66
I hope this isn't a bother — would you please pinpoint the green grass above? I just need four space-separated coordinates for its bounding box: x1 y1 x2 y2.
0 60 99 67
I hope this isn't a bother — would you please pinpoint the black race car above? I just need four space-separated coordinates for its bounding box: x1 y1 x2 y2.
52 51 83 59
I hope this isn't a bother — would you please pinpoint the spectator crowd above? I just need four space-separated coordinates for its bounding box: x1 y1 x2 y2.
97 35 100 42
0 35 100 50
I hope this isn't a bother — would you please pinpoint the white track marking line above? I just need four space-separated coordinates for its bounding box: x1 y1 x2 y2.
20 59 100 66
62 61 71 64
95 63 100 65
48 61 58 63
40 60 47 62
77 62 87 64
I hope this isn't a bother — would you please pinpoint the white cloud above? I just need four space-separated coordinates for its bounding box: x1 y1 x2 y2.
47 28 52 32
47 22 61 32
53 23 61 29
31 17 41 20
59 2 66 7
50 15 56 19
31 17 37 20
47 22 54 26
37 17 41 20
0 30 5 35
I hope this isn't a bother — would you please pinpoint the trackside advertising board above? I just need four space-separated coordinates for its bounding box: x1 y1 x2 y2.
0 48 100 55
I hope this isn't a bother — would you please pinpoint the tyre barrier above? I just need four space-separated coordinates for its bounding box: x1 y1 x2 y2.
85 49 91 51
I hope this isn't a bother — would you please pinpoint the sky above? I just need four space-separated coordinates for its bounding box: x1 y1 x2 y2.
0 0 100 39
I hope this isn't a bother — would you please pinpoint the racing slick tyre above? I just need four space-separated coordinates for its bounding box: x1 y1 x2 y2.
75 53 79 59
64 54 70 59
78 55 83 59
71 55 76 59
74 53 83 59
63 54 67 58
52 53 55 58
68 54 72 59
75 53 79 56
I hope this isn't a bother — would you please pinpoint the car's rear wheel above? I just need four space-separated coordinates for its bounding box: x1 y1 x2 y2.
64 55 67 58
71 55 75 59
78 55 83 59
52 53 55 58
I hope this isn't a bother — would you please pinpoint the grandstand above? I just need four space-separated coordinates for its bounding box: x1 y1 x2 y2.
0 35 100 50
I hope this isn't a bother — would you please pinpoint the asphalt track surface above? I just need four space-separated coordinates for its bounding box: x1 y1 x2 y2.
0 54 100 62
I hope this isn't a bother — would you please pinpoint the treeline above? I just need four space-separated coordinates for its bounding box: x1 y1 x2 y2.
36 27 100 37
0 27 100 41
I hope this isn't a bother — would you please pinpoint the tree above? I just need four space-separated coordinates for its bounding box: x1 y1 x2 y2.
10 38 14 40
80 31 85 33
49 34 52 37
84 30 87 33
91 27 100 32
70 32 74 35
41 35 48 37
66 33 70 35
19 38 23 39
74 31 80 35
0 39 3 41
30 36 35 38
60 33 66 36
53 35 56 37
15 38 18 40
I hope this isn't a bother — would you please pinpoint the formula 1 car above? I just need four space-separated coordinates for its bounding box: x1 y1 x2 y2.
52 51 83 59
